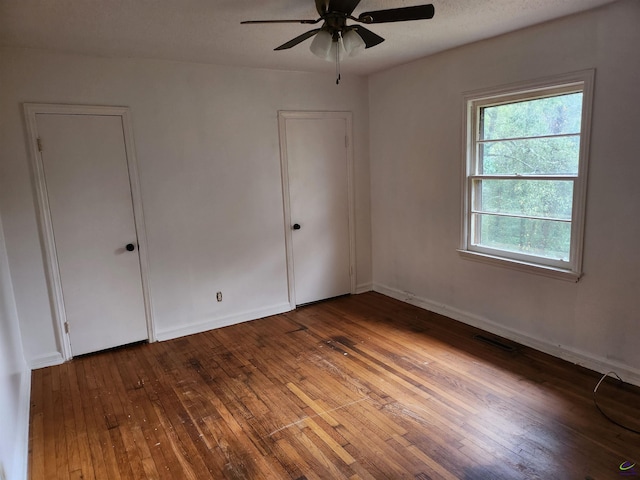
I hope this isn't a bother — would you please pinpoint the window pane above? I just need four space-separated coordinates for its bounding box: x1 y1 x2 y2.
480 92 583 140
479 136 580 175
474 214 571 260
475 179 573 220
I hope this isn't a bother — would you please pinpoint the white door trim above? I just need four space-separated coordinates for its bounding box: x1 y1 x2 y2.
277 110 356 308
23 103 156 360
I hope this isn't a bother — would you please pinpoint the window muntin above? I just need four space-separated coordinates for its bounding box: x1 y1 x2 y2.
462 74 593 278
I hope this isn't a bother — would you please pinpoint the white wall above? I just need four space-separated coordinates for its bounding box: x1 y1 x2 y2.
370 0 640 384
0 48 372 366
0 214 30 480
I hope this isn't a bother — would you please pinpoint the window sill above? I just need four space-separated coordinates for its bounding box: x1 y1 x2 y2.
457 249 582 282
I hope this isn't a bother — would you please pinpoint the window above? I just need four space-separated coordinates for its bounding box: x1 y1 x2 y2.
460 71 594 280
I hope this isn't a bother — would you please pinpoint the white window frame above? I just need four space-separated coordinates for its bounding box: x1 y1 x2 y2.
459 70 595 281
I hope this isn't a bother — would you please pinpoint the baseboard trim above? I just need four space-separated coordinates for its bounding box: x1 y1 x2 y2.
355 283 373 294
29 352 64 370
155 303 293 342
373 283 640 388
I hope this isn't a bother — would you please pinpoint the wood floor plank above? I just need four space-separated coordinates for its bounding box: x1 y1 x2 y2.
59 365 81 478
41 368 59 478
30 292 640 479
28 369 45 480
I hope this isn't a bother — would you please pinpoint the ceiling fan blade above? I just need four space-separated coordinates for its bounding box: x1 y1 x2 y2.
315 0 329 16
328 0 361 15
351 25 385 49
357 4 435 24
274 28 322 50
241 19 319 25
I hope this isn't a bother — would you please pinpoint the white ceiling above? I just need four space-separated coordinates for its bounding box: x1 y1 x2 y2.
0 0 617 76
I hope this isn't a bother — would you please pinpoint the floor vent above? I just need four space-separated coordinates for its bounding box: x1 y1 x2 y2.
473 334 518 352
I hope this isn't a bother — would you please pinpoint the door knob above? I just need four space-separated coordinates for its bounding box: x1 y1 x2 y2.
292 223 301 230
125 243 136 252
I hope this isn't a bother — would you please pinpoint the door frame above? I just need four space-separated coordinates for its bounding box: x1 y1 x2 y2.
24 103 155 360
277 110 356 308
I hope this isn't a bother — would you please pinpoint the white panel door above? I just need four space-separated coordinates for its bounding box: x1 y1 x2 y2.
283 114 352 305
36 113 148 356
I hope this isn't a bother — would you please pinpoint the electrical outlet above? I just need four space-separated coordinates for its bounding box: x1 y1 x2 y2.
216 291 222 302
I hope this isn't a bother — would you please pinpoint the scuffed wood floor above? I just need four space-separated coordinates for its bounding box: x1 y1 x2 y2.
29 292 640 479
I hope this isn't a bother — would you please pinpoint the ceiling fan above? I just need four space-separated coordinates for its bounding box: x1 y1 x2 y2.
242 0 435 81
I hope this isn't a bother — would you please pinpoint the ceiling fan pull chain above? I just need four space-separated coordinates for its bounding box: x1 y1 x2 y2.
336 32 341 85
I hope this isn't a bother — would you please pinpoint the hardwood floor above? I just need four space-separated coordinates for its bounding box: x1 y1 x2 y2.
29 292 640 479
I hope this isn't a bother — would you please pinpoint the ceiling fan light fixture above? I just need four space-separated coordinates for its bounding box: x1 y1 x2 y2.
309 30 333 59
310 29 364 61
342 29 365 57
328 37 347 62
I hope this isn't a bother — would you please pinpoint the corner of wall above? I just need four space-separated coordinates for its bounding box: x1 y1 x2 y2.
0 215 32 480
